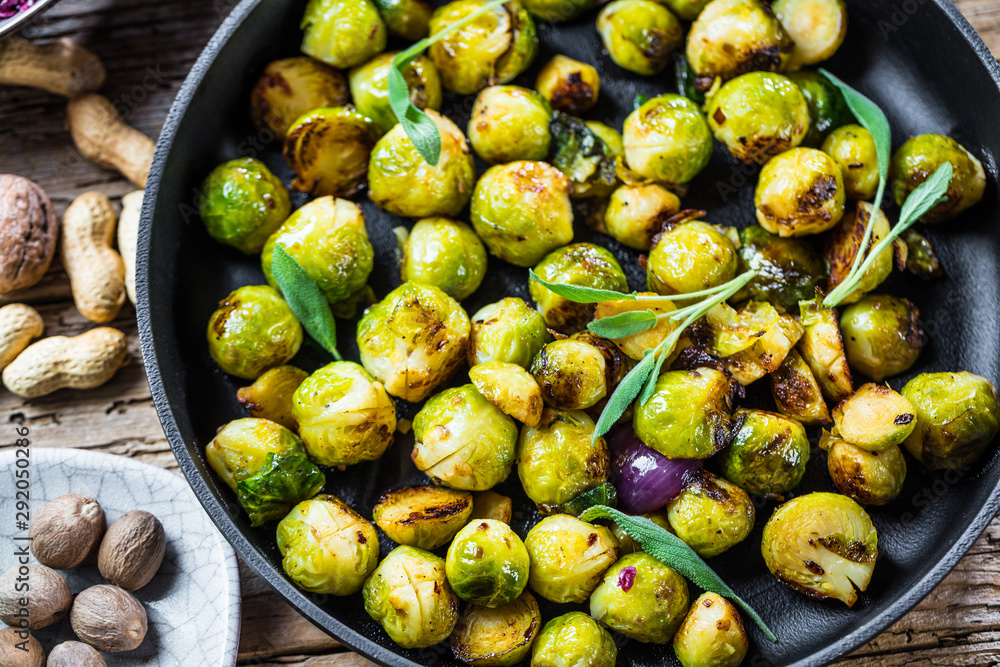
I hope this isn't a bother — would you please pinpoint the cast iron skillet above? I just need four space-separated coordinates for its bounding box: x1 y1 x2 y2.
137 1 1000 664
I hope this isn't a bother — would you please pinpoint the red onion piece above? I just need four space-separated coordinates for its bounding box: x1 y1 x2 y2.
608 425 703 514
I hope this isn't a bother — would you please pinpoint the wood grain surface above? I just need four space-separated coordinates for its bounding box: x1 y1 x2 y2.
1 1 998 665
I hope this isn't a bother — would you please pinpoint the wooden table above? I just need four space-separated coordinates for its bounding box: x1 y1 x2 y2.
1 1 998 664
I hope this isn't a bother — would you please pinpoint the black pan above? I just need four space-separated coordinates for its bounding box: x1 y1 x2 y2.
137 1 1000 664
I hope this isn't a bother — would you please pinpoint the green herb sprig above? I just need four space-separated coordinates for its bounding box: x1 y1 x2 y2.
270 245 343 361
580 505 777 642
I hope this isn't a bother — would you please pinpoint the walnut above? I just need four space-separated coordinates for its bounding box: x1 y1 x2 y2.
0 175 59 295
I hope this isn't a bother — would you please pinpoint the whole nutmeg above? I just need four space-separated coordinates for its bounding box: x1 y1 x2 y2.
0 175 59 296
29 493 106 569
0 627 45 667
48 640 107 667
0 563 72 629
70 584 147 652
98 510 166 590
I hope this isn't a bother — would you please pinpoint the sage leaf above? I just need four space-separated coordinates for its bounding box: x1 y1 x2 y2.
593 350 656 441
529 269 637 304
270 245 342 361
587 310 658 338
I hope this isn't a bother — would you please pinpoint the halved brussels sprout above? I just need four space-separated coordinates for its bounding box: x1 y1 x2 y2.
721 313 803 385
719 408 810 495
901 372 1000 470
470 490 514 524
399 217 487 300
237 365 310 431
529 243 628 333
623 95 713 187
283 106 382 197
348 52 442 133
821 431 907 506
798 297 853 402
471 161 574 267
364 545 459 648
889 134 986 223
901 229 943 280
550 113 621 199
468 297 551 369
451 591 541 666
787 71 851 148
524 514 618 604
734 225 824 310
707 72 810 164
250 57 350 137
822 124 880 200
770 349 831 426
199 158 291 254
374 485 473 550
611 510 672 554
470 361 544 428
301 0 388 69
647 216 738 296
755 147 846 237
590 552 690 644
262 196 374 305
823 202 894 305
531 339 607 410
531 612 617 667
277 495 380 595
535 55 600 115
839 294 924 382
604 184 681 251
672 593 750 667
428 0 537 95
446 519 529 606
468 85 552 164
356 282 470 402
594 296 678 361
761 492 877 606
773 0 847 70
597 0 683 76
634 368 733 460
412 384 518 490
369 110 477 218
667 470 755 558
518 409 610 512
706 300 780 358
207 285 303 380
832 383 916 451
374 0 433 39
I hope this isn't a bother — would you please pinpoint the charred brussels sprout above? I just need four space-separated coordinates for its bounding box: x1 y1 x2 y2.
597 0 683 76
770 349 831 426
901 372 1000 470
594 296 678 361
662 0 711 19
667 470 755 558
755 147 846 237
348 52 442 133
634 368 733 460
604 184 681 251
446 519 529 606
238 365 309 431
301 0 387 69
824 203 894 305
284 107 382 197
531 339 608 410
469 297 551 368
787 70 850 147
374 0 433 39
735 225 824 310
798 297 853 403
374 486 472 550
773 0 848 70
356 282 470 402
821 432 907 506
590 552 690 643
470 361 545 428
262 197 374 305
451 591 541 665
428 0 537 95
531 612 617 667
524 514 618 603
470 161 574 267
518 409 610 512
207 285 302 380
250 57 349 137
721 310 804 385
468 85 552 164
833 383 916 451
412 385 518 490
199 158 291 254
901 229 943 280
364 546 459 648
761 492 877 606
623 95 713 187
719 408 810 495
536 55 600 115
707 72 810 164
368 110 477 218
889 134 986 223
277 495 380 595
549 113 621 199
822 125 880 200
399 217 487 300
839 294 924 381
647 216 738 296
529 243 628 333
672 593 750 667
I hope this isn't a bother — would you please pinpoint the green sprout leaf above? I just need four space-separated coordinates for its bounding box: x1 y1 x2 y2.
529 269 638 303
270 245 343 361
587 309 659 338
580 505 777 642
236 453 326 527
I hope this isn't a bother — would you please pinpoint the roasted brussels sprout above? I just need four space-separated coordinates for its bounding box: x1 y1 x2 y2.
646 216 738 296
787 70 851 147
373 485 473 550
901 372 1000 470
364 545 459 648
719 408 810 495
590 552 690 643
428 0 538 95
734 225 824 310
822 124 880 200
550 113 621 199
707 72 810 164
199 158 291 254
520 0 594 21
470 161 574 267
451 591 541 666
535 55 600 115
468 85 552 164
562 481 618 517
839 294 924 381
686 0 793 91
262 197 374 305
761 492 877 606
755 148 846 237
399 217 487 300
348 52 442 133
832 383 916 451
901 229 943 280
821 431 907 506
634 368 733 460
301 0 388 69
292 361 396 466
238 365 309 431
531 339 607 410
672 593 749 667
470 361 545 428
374 0 433 39
798 297 853 402
773 0 847 70
667 470 755 558
518 409 610 512
468 297 551 368
524 514 618 603
357 282 470 402
661 0 711 19
623 95 713 187
824 203 894 305
446 519 529 606
705 300 781 358
368 110 477 218
283 106 382 197
529 243 628 333
412 384 518 490
250 57 349 138
531 612 617 667
277 495 380 595
471 490 514 523
597 0 683 76
889 134 986 223
721 311 804 385
207 285 302 380
595 296 678 361
770 349 831 426
603 184 681 251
